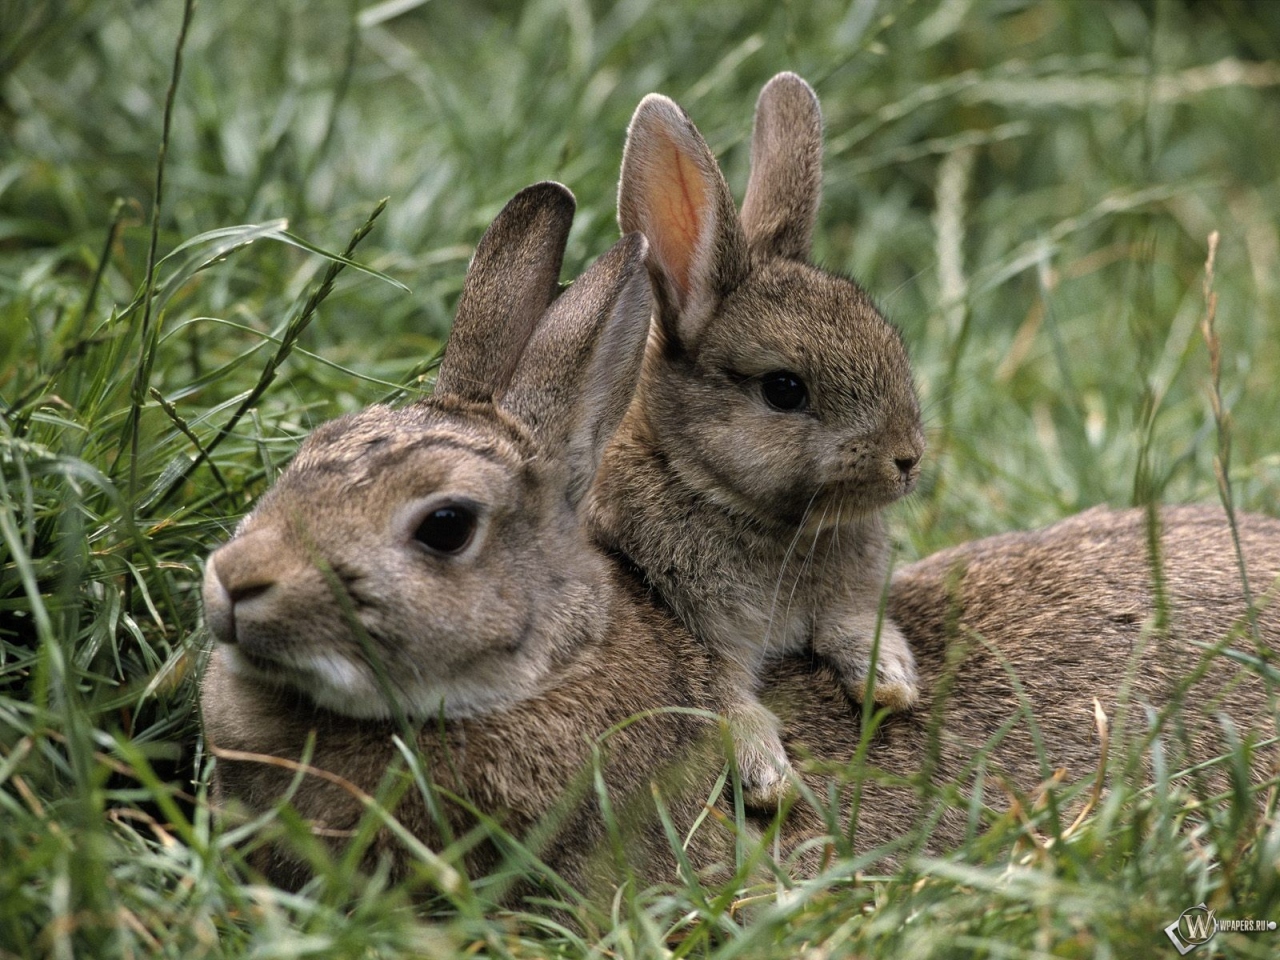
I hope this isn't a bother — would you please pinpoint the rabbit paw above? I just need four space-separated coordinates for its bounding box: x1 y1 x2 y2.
729 703 795 809
823 621 920 712
855 652 919 712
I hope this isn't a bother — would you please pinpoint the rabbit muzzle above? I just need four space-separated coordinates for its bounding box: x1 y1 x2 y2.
820 434 924 512
204 528 296 648
202 534 403 717
201 527 357 696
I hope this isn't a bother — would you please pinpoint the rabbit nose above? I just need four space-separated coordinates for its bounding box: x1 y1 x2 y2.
894 455 919 477
202 559 238 645
203 529 283 644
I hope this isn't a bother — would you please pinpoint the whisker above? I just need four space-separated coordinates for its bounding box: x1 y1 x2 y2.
820 495 845 582
763 487 823 648
777 499 830 654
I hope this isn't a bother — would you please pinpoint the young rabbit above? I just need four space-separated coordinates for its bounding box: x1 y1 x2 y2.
201 182 734 893
589 72 925 805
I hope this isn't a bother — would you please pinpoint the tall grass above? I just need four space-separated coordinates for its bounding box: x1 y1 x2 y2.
3 0 1280 956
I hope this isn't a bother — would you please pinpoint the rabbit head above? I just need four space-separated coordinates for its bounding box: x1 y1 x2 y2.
617 73 923 527
202 182 653 722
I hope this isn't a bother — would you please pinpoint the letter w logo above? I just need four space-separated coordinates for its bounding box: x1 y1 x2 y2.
1165 904 1217 955
1182 911 1216 941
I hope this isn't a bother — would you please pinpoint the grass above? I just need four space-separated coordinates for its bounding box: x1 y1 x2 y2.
3 0 1280 955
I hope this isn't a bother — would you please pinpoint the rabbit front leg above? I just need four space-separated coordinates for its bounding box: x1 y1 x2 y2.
710 651 795 808
813 598 920 713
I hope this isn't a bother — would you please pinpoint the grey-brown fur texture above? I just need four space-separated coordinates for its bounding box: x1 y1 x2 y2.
200 184 1279 907
201 571 728 898
203 503 1280 897
201 180 736 898
777 505 1280 865
591 72 926 804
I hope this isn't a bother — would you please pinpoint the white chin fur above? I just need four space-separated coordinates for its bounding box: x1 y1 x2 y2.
224 647 387 718
224 646 536 721
296 652 391 718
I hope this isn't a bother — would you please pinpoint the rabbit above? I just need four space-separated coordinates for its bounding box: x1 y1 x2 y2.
772 503 1280 868
201 182 736 895
200 186 1280 903
204 498 1280 893
587 72 926 806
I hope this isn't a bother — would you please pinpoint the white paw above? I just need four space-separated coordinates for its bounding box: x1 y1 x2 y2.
850 640 919 711
728 703 795 809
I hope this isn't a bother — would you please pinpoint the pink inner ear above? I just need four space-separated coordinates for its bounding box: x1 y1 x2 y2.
647 131 708 307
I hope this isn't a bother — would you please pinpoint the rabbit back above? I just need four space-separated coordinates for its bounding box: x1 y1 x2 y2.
771 504 1280 867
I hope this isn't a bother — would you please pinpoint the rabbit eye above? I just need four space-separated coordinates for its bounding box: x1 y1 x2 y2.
760 371 809 412
413 505 477 555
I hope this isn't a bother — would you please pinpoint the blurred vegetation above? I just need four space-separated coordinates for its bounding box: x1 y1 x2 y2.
2 0 1280 956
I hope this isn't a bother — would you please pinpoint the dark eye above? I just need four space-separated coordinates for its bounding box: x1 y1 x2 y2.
413 505 477 555
760 370 809 412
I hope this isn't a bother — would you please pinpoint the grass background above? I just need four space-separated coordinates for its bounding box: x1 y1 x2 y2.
3 0 1280 955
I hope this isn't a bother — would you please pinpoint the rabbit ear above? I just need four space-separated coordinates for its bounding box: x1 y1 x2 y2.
740 72 823 262
499 233 652 507
617 94 748 349
434 182 576 403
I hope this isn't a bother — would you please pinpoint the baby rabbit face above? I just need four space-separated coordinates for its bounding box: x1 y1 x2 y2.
203 402 602 721
615 80 925 537
643 257 924 529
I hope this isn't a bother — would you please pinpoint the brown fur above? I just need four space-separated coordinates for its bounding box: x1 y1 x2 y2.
203 505 1280 895
199 178 1280 906
202 571 728 896
776 505 1280 865
590 73 925 804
